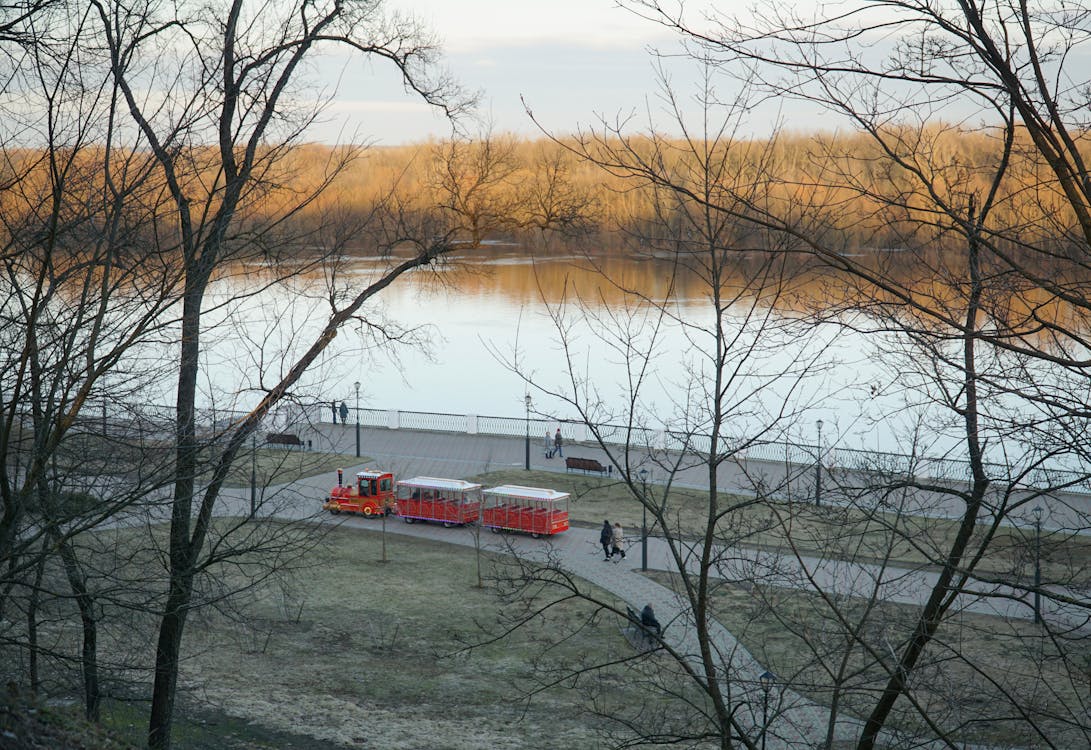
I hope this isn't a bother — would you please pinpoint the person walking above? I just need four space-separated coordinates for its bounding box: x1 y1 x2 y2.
331 401 338 423
611 521 626 560
339 401 349 425
554 428 564 458
545 428 554 458
599 520 613 561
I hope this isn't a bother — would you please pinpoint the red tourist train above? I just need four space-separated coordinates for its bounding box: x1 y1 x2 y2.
325 470 569 537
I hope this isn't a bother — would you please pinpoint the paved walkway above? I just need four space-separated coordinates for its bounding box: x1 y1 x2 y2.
227 422 1059 749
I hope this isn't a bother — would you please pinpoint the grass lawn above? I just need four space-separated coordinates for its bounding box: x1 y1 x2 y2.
9 519 701 749
221 448 369 489
645 568 1086 749
109 526 652 750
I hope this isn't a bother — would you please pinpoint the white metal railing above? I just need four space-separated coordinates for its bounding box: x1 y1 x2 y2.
299 402 1091 495
61 398 1091 496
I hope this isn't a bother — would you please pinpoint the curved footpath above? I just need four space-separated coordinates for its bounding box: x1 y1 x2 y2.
219 422 1051 749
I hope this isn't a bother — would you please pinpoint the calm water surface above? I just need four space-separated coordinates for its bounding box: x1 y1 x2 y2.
194 251 957 455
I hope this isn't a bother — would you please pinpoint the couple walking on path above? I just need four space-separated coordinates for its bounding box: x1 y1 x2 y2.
599 520 626 561
545 427 564 459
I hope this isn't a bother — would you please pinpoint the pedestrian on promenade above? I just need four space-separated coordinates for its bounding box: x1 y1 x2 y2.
611 522 626 560
331 401 338 423
339 401 349 425
554 428 564 458
544 428 553 458
600 520 613 561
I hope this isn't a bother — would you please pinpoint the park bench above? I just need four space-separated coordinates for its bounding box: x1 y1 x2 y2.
266 432 304 450
565 456 608 474
620 605 660 653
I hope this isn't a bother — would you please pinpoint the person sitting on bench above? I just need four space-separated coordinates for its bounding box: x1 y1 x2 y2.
641 604 662 637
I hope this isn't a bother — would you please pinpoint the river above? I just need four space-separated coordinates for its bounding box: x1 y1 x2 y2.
186 248 939 456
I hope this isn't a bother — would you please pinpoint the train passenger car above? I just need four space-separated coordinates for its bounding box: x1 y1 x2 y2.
481 485 570 538
395 477 483 527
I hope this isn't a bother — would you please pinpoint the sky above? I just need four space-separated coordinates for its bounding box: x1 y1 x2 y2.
314 0 740 145
312 0 1072 147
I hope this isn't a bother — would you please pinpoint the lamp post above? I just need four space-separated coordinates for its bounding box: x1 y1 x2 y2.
354 381 361 458
524 394 532 470
249 433 256 516
639 468 649 572
1033 504 1043 624
759 670 776 750
814 419 824 506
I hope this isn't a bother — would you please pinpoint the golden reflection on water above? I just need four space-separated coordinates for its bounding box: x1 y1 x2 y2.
234 243 1091 348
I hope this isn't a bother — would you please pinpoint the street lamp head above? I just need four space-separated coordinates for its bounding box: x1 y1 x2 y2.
816 419 823 431
759 670 776 693
1033 505 1043 522
354 381 360 394
639 468 648 483
525 393 532 408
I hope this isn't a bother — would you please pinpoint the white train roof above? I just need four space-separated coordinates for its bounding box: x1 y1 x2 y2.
396 476 482 491
482 485 570 502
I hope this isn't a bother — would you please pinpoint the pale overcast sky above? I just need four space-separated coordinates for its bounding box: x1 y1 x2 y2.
316 0 732 144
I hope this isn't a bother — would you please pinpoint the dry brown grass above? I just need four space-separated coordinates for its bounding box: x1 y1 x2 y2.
180 527 651 749
646 569 1086 748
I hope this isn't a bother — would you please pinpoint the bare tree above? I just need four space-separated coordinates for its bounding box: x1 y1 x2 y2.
0 1 187 721
79 2 476 746
482 22 1091 742
480 68 857 750
504 3 1091 747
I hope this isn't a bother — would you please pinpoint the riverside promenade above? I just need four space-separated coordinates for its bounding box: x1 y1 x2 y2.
228 420 1066 750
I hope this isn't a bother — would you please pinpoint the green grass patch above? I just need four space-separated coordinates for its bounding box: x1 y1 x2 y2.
97 698 338 750
2 697 140 750
10 520 665 748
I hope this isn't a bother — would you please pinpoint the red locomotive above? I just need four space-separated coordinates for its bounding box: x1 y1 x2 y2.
324 468 395 517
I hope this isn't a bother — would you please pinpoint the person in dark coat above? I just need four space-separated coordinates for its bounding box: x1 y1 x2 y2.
599 520 613 561
641 604 662 637
339 401 349 424
554 428 564 458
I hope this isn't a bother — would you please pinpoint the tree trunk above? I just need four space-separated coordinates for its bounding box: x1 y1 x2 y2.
147 285 203 750
147 575 194 749
54 532 100 721
26 543 46 697
858 199 989 750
